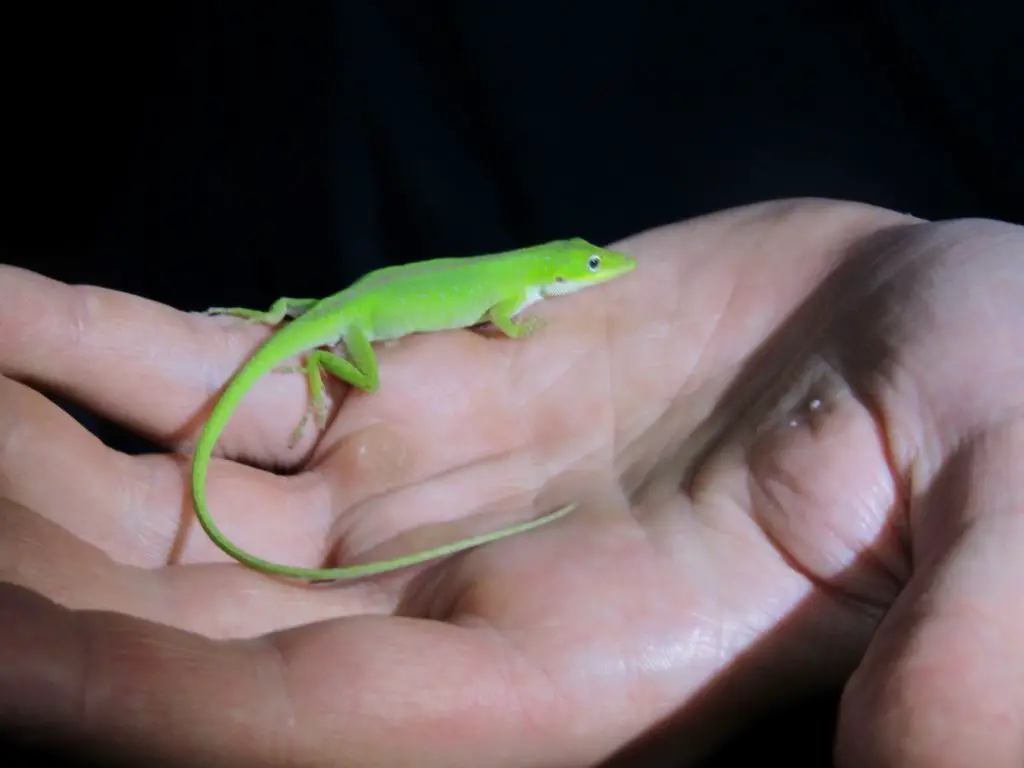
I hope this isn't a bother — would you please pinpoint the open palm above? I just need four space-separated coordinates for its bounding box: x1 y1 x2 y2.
3 199 1023 767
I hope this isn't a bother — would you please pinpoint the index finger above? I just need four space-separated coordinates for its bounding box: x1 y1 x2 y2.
0 265 307 449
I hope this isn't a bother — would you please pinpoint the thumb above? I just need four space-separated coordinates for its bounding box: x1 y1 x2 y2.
835 419 1024 767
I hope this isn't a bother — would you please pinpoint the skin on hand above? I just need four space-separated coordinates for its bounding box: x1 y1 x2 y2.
0 199 1022 766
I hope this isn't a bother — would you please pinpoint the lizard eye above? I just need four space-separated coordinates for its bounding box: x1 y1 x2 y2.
587 254 601 271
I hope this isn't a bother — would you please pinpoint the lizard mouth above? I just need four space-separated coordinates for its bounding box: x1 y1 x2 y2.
542 279 590 298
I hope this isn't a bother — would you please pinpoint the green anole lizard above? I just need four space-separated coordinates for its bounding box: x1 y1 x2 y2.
191 238 636 582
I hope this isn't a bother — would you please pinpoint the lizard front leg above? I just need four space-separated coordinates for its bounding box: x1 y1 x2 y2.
487 292 545 339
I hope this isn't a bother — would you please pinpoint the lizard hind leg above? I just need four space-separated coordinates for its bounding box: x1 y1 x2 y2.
285 347 356 447
286 326 381 448
287 352 328 448
205 297 320 326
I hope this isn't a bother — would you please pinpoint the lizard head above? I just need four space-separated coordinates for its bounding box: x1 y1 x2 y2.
540 238 637 297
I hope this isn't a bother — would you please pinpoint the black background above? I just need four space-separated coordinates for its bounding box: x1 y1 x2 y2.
3 2 1021 765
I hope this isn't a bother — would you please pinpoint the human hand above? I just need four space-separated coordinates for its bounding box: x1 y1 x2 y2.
1 199 1021 766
